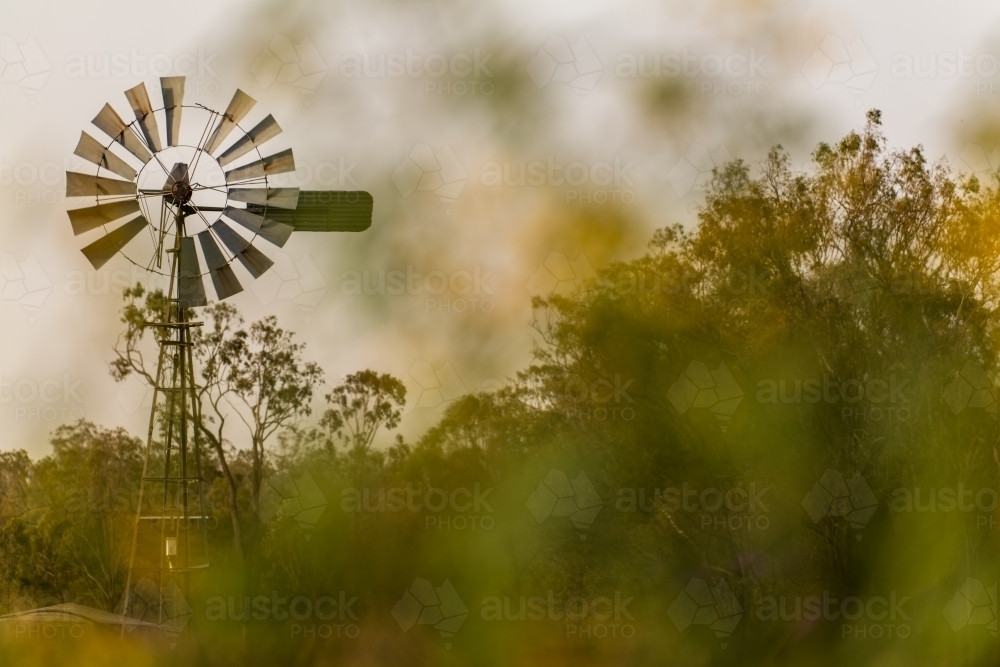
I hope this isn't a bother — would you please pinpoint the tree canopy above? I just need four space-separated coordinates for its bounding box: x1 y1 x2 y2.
1 111 998 666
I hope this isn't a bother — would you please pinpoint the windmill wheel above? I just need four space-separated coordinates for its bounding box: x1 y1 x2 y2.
65 77 301 306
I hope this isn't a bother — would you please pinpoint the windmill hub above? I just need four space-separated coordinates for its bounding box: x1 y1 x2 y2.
170 179 192 204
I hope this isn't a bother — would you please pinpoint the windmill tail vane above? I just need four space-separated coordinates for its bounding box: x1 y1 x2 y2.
64 76 374 636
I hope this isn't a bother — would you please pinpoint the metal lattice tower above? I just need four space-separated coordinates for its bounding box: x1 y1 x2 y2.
119 201 210 639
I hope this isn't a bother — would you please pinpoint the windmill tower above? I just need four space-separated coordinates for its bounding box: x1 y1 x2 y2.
64 77 373 639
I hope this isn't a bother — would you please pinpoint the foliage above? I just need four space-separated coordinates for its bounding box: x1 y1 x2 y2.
2 113 999 665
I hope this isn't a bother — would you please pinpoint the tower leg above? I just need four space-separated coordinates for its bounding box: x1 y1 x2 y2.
120 227 209 640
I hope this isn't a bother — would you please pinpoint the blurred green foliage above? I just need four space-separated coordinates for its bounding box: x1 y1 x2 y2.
1 111 999 665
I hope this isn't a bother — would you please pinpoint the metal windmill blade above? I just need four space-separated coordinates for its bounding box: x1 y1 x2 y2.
65 77 375 306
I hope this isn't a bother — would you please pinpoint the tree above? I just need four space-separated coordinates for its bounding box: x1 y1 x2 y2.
38 422 144 611
110 289 324 563
222 316 324 544
519 110 1000 624
0 449 41 612
111 287 247 561
190 302 247 562
317 371 405 551
7 111 1000 664
319 370 406 460
0 423 143 613
109 284 169 389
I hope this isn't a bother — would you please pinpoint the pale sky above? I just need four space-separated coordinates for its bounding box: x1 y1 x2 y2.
2 0 1000 457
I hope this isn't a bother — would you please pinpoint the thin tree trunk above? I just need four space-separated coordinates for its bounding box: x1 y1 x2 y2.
197 423 244 562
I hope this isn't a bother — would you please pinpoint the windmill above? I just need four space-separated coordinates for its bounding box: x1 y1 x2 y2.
64 77 373 637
